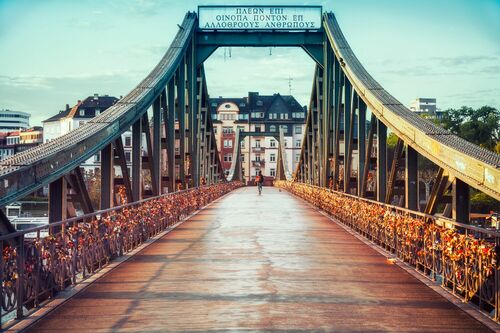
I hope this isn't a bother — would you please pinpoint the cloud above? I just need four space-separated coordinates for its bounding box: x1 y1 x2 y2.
430 55 498 67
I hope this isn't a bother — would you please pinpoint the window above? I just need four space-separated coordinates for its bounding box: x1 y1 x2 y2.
213 127 217 134
255 126 261 133
125 136 131 147
255 139 261 148
94 153 100 162
241 154 245 162
255 154 261 161
212 114 217 120
270 153 276 162
223 153 232 162
270 168 276 177
295 139 301 147
295 154 300 162
95 109 100 116
280 113 289 120
239 102 246 107
256 100 263 106
295 125 302 134
79 109 85 116
222 127 233 134
280 125 288 134
240 139 245 148
211 102 218 107
125 151 131 162
269 125 276 132
270 139 276 147
223 140 233 148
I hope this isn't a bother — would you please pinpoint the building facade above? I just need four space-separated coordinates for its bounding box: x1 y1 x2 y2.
210 92 306 183
42 94 132 175
409 97 444 120
0 109 30 133
0 127 43 161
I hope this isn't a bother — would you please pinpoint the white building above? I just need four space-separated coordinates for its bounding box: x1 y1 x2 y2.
43 94 133 175
0 109 30 133
409 97 444 120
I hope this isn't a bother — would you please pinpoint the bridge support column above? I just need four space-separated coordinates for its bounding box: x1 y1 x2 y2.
405 145 418 210
152 95 162 195
357 99 366 196
49 177 67 224
100 143 113 209
132 119 142 200
376 119 387 202
177 65 186 188
166 81 176 192
453 178 470 224
343 79 352 193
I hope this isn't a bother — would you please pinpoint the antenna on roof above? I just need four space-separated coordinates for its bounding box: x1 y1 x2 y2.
287 75 293 95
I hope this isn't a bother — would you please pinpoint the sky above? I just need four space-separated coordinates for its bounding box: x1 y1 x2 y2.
0 0 499 127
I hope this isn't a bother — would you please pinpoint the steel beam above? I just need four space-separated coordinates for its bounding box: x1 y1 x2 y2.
142 113 156 196
73 166 94 214
49 177 67 223
323 44 334 184
132 119 142 201
357 98 366 196
152 95 162 195
177 62 186 187
361 114 376 197
166 81 176 192
0 209 16 235
405 145 418 210
453 178 470 224
343 78 352 192
332 67 342 189
114 137 133 202
100 143 113 210
376 119 387 202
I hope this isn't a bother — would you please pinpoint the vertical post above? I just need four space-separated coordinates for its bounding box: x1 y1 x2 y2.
323 43 334 187
15 234 24 320
187 43 197 186
333 65 342 188
100 143 113 209
166 81 176 192
453 178 470 223
49 177 67 224
177 63 186 187
153 95 162 195
377 119 387 202
405 145 418 210
357 98 366 196
132 119 142 201
343 79 352 192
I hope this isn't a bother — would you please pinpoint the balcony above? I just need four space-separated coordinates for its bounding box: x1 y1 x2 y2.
252 159 265 167
252 146 264 152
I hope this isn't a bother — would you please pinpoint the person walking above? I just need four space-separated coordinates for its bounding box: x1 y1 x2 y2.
256 171 264 195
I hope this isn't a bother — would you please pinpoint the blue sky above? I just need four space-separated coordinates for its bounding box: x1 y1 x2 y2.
0 0 499 126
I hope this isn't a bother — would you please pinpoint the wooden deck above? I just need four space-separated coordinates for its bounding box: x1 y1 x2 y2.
26 187 492 332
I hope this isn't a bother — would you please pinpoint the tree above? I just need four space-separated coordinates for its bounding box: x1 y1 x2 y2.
440 106 500 151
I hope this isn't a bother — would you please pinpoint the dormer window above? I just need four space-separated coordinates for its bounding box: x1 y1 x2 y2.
95 109 101 116
79 109 85 116
256 100 263 106
224 104 231 109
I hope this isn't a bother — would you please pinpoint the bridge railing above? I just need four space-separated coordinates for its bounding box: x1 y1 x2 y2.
275 181 500 322
0 182 243 328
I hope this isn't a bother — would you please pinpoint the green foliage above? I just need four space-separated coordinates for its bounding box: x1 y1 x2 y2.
470 191 500 213
440 106 500 151
386 132 399 148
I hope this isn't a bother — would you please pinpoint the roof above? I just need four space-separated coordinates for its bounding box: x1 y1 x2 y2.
209 92 306 115
43 95 119 122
